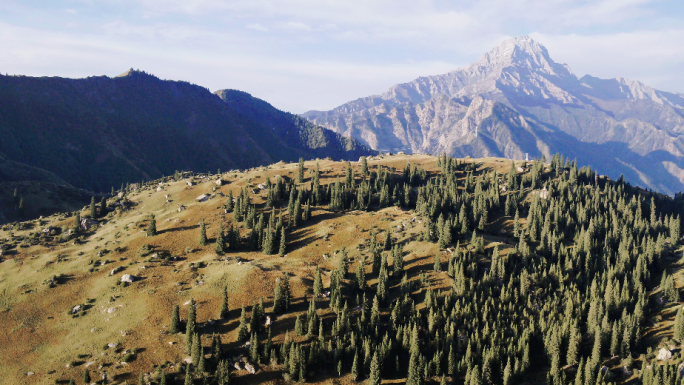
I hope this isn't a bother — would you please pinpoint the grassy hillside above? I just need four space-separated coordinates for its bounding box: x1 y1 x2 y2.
0 154 682 385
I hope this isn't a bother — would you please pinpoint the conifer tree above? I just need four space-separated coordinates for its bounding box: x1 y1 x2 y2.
238 304 249 341
279 227 287 255
216 360 230 385
274 277 285 313
361 156 368 176
351 348 360 381
433 254 441 272
384 231 392 251
199 218 207 246
99 197 107 217
90 196 96 218
170 305 181 334
674 307 684 341
219 287 229 319
83 369 91 384
250 332 259 363
313 266 323 296
138 371 144 385
73 211 81 232
368 351 381 385
215 222 225 254
185 363 193 385
298 157 305 183
356 258 367 291
192 332 202 367
186 299 197 352
147 214 157 236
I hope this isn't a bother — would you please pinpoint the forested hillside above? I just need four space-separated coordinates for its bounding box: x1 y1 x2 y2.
0 154 682 385
0 70 374 193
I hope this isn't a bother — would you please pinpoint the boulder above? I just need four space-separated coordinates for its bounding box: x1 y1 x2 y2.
71 305 82 314
110 266 123 276
186 180 194 186
215 179 223 186
196 194 209 202
121 274 135 283
80 218 99 231
657 348 673 361
245 363 255 374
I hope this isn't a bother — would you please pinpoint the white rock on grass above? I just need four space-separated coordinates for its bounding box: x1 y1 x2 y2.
120 274 135 283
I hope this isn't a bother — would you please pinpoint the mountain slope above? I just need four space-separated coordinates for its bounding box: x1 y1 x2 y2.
0 70 374 192
303 36 684 194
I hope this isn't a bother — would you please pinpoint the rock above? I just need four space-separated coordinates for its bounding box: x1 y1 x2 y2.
657 347 673 361
121 274 135 283
186 180 193 186
26 372 34 376
107 307 118 313
184 357 192 364
215 179 223 186
169 341 175 345
85 361 95 367
71 305 82 314
245 363 256 374
156 186 163 192
234 362 242 370
80 218 99 231
110 266 123 275
265 316 272 327
108 343 118 349
178 205 186 212
196 194 209 202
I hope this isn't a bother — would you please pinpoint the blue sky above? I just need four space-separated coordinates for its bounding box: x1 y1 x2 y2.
1 0 683 113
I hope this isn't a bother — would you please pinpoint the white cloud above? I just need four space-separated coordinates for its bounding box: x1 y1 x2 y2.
246 23 269 32
276 21 313 32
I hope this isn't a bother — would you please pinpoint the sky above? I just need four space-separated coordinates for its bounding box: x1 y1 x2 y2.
1 0 683 113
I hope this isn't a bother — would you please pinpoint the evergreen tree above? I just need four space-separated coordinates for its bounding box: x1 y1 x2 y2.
356 258 367 291
99 197 107 217
433 254 441 272
215 222 225 254
361 156 369 176
186 299 197 352
279 227 287 255
73 211 81 232
298 157 305 183
219 286 229 319
368 351 381 385
675 307 684 341
90 196 96 218
185 363 193 385
83 369 91 384
192 332 202 367
170 305 181 334
199 218 207 246
274 277 285 313
238 304 249 341
351 348 360 380
147 214 157 236
313 266 323 296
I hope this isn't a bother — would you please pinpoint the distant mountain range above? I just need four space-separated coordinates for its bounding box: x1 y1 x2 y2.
0 70 374 193
303 36 684 194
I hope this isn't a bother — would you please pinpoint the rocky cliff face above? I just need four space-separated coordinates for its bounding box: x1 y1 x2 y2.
303 36 684 194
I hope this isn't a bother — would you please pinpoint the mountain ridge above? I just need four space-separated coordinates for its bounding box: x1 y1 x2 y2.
302 35 684 194
0 71 375 194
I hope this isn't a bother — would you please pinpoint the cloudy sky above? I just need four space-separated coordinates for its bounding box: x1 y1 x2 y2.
1 0 683 113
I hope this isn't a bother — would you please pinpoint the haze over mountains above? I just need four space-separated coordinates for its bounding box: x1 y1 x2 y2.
303 36 684 195
0 70 373 193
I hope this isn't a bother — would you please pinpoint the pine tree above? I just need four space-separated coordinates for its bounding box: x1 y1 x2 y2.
197 352 207 374
298 157 305 183
351 348 360 380
215 222 225 254
671 214 681 244
73 211 81 232
185 363 193 385
138 371 144 385
99 197 107 217
219 287 229 319
361 156 369 176
274 277 285 313
192 332 202 367
90 196 96 218
407 325 422 385
83 369 91 384
250 332 259 363
216 360 230 385
170 305 181 334
199 218 207 246
368 351 381 385
186 299 197 352
674 307 684 341
147 214 157 236
384 231 392 251
356 258 367 291
433 254 441 272
313 266 323 296
238 304 249 341
279 227 287 255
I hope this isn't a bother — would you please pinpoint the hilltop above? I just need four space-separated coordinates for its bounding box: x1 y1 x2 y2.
0 154 682 385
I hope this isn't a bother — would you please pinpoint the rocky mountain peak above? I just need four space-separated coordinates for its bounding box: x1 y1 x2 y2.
474 36 574 78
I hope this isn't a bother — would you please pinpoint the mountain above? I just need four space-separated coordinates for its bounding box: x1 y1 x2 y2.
302 36 684 194
0 70 374 193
